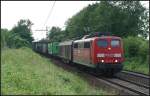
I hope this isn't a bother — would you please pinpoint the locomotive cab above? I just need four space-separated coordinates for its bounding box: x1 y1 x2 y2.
94 36 124 74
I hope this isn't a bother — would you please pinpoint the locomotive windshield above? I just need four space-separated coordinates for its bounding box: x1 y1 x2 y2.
111 39 120 47
97 40 108 47
97 39 120 47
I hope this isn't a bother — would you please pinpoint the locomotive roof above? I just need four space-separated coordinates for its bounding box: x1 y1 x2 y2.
74 36 121 43
99 36 121 39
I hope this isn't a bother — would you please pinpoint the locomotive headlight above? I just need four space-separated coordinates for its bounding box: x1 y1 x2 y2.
114 53 121 57
115 60 118 62
97 54 105 57
101 60 104 63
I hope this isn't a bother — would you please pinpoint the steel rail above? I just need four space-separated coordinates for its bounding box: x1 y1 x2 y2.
103 77 149 96
115 71 150 89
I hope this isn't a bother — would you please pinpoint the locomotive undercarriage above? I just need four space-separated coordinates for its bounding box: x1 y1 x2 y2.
96 63 123 76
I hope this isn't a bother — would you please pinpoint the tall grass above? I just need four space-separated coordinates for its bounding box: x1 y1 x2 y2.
1 47 112 95
123 57 149 74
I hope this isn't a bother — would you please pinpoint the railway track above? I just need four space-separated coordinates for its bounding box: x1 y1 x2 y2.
86 70 149 95
115 70 150 89
37 52 150 95
102 77 149 95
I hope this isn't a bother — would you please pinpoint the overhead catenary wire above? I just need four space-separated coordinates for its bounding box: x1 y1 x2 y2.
44 1 56 26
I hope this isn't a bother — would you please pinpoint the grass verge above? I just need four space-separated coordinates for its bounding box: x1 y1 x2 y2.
1 47 113 95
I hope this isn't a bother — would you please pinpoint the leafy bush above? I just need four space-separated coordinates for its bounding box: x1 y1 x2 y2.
123 36 149 74
138 40 149 61
123 36 148 58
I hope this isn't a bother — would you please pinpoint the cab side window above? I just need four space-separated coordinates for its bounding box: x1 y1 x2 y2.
74 43 78 48
84 42 90 48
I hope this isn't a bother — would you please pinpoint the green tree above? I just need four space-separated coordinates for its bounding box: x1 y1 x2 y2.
48 26 62 42
12 19 34 46
1 28 30 49
116 1 149 38
65 1 149 39
1 29 9 48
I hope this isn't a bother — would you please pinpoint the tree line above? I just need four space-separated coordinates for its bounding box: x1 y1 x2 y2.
48 1 149 42
1 19 34 49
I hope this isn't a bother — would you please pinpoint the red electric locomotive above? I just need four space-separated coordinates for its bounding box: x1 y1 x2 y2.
73 34 124 75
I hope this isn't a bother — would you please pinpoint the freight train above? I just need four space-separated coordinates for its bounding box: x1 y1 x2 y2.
33 32 125 75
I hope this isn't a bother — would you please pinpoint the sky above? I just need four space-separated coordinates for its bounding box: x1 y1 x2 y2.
1 1 149 41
